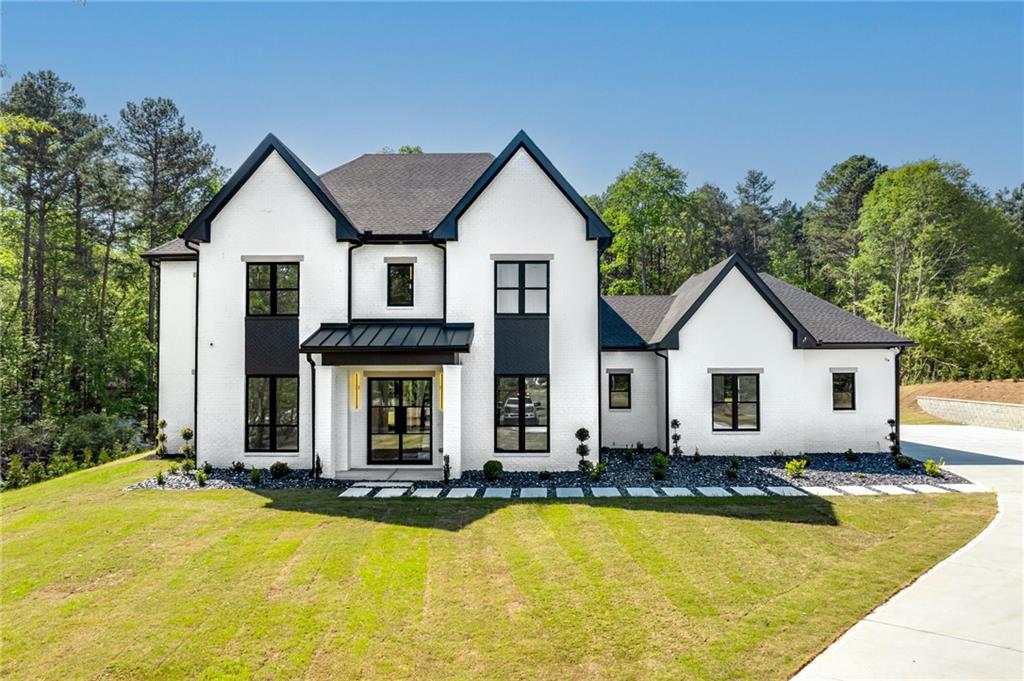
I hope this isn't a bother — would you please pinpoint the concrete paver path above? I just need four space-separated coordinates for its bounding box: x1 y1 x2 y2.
795 425 1024 680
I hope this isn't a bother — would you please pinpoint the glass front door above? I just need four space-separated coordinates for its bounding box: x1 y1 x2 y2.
368 378 432 465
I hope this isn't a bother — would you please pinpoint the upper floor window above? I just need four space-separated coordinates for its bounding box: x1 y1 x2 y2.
247 263 298 316
495 261 548 315
832 372 856 410
712 373 759 431
387 263 414 307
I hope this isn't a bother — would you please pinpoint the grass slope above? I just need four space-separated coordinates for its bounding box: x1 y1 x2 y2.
1 456 995 680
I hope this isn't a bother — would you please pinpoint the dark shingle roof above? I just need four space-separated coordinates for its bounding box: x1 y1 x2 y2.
649 257 733 343
319 153 495 235
602 295 675 346
300 322 474 353
141 238 195 260
759 273 912 346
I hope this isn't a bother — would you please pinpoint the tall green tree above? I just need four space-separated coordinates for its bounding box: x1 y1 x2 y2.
804 155 886 307
727 170 775 270
598 152 688 294
767 199 810 285
118 97 223 433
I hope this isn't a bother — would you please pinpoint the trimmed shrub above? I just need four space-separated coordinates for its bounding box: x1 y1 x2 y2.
168 463 180 475
231 461 246 473
202 461 212 475
195 469 208 487
578 459 594 475
538 470 552 481
250 466 261 486
924 458 945 478
651 452 669 480
269 461 290 479
785 458 808 478
483 460 503 481
26 460 47 484
182 459 195 473
156 470 166 486
693 447 701 461
97 449 112 465
590 462 607 481
844 449 859 462
3 455 26 490
894 455 913 470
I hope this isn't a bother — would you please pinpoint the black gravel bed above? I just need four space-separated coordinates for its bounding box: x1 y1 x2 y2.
126 450 969 492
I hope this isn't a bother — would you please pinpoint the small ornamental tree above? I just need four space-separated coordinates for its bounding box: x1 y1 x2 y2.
155 419 168 458
670 418 682 457
575 427 591 472
179 427 195 463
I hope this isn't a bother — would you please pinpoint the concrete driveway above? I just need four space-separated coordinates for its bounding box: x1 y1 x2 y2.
795 425 1024 680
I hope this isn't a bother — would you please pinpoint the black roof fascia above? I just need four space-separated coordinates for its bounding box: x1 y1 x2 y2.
180 133 360 243
140 252 196 262
657 254 817 350
432 130 613 249
812 340 917 349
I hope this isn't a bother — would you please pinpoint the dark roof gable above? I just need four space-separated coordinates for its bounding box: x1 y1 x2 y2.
432 130 613 247
180 133 360 243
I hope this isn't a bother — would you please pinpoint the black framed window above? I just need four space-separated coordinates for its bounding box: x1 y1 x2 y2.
247 263 299 316
712 374 759 431
609 373 631 410
387 263 414 307
495 261 548 315
495 375 549 452
832 372 856 410
246 375 299 451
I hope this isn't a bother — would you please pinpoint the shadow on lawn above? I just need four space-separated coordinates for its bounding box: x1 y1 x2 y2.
246 488 840 532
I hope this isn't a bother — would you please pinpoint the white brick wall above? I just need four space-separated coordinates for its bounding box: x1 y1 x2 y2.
600 351 663 450
447 148 600 472
667 268 896 456
195 150 349 469
157 259 196 453
350 244 443 319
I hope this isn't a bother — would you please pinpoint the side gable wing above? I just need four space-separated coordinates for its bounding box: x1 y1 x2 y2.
432 130 612 248
655 254 816 350
181 133 360 243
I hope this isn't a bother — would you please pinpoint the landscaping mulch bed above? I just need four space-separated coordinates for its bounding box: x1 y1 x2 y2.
125 450 968 491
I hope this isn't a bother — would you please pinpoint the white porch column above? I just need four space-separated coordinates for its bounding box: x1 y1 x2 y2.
334 367 350 472
314 364 335 474
442 364 462 478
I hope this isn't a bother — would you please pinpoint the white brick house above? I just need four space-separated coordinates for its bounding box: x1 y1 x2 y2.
144 131 912 478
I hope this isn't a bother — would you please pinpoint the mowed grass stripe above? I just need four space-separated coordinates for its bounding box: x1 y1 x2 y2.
0 457 996 681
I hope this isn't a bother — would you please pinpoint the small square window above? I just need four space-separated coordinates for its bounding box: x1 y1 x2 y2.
609 373 631 410
832 372 855 410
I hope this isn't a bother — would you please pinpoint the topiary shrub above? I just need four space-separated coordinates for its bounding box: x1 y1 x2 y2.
483 459 503 481
269 461 290 479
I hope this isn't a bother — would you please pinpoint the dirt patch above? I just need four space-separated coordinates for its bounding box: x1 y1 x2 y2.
901 380 1024 424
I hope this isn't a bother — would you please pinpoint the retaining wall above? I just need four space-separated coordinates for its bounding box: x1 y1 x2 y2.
917 396 1024 431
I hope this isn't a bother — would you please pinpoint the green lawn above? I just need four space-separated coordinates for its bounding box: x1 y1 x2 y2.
1 456 995 680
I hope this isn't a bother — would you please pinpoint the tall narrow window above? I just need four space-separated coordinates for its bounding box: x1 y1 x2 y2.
832 372 856 410
246 376 299 451
609 373 631 410
495 375 549 452
495 261 548 315
247 263 299 316
712 374 759 431
387 263 414 307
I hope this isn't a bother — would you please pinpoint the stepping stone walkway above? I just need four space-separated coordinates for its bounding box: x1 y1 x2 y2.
590 487 621 497
445 487 478 498
941 483 990 493
625 487 658 497
836 485 878 496
697 486 731 497
871 485 914 495
904 484 949 494
358 481 413 488
411 488 442 498
483 488 512 499
374 487 407 498
660 487 694 496
731 486 766 496
767 486 806 496
802 486 842 496
556 487 584 498
339 487 372 498
519 487 549 499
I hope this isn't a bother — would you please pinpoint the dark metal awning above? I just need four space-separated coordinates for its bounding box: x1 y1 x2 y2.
300 321 474 360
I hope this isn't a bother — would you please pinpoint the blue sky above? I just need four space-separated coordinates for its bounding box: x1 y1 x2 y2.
3 2 1021 203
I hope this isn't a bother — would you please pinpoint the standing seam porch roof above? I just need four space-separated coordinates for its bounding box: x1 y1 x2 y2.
300 322 474 353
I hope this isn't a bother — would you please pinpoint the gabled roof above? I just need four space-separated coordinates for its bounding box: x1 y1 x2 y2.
319 153 494 236
613 254 912 350
759 274 912 347
432 130 613 248
141 237 195 261
180 133 360 243
601 295 675 348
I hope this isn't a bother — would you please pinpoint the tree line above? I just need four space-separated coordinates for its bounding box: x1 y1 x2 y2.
1 70 225 443
2 69 1021 449
591 153 1024 383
